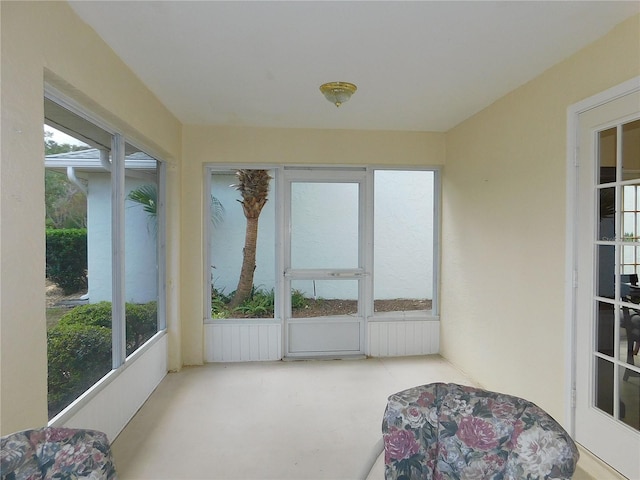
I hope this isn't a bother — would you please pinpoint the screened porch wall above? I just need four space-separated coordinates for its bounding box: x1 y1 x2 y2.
204 320 440 362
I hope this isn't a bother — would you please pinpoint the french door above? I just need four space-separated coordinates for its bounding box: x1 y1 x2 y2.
574 82 640 479
283 167 368 358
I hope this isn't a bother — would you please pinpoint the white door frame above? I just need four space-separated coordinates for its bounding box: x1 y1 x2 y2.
565 75 640 439
282 166 369 358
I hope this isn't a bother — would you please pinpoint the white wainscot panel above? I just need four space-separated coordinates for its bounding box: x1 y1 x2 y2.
288 320 361 354
205 322 282 362
368 320 440 357
53 334 167 441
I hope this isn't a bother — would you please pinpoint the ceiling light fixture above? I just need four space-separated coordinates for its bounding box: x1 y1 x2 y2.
319 81 357 107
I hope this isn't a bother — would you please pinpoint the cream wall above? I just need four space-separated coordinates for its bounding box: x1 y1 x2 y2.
441 14 640 423
0 1 181 434
180 127 445 364
1 0 638 455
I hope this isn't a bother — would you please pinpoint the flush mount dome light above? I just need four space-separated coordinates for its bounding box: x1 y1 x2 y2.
319 81 357 107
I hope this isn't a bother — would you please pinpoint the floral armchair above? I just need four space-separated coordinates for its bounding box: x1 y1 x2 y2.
382 383 579 479
1 427 117 480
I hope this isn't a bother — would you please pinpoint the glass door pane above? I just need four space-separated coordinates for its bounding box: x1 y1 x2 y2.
291 182 359 269
290 279 359 319
594 121 640 432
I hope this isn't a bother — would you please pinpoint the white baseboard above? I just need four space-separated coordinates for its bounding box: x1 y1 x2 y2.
575 443 627 480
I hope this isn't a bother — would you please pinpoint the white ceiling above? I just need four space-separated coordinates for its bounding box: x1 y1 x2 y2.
69 1 639 132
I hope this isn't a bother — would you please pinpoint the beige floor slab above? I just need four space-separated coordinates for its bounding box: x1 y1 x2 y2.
111 355 594 480
112 356 473 479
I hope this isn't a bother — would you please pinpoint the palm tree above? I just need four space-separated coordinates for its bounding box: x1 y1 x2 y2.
128 184 224 234
229 169 271 308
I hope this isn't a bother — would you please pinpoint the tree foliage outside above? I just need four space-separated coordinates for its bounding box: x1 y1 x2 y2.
123 302 158 352
47 300 158 418
228 170 271 308
46 229 87 294
47 323 112 418
44 131 89 229
212 287 308 318
128 184 158 217
56 301 158 354
128 183 225 234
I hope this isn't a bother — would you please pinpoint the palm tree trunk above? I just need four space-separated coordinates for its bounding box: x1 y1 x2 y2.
229 216 259 308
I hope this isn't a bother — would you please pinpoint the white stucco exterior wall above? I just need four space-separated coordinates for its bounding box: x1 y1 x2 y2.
209 171 434 301
87 174 158 303
374 170 434 300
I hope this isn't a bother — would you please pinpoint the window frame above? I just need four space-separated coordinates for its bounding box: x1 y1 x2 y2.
203 164 441 324
44 85 167 423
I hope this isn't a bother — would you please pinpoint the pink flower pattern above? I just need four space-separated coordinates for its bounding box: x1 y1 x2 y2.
456 416 499 451
0 427 117 479
382 383 579 480
384 427 420 462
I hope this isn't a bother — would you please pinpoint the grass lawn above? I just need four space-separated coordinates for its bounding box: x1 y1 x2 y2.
46 306 70 330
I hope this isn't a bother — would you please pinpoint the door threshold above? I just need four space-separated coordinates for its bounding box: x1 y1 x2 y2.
283 354 367 362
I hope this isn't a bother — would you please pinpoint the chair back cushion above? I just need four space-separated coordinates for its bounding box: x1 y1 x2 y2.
382 383 579 480
1 427 117 480
1 430 40 480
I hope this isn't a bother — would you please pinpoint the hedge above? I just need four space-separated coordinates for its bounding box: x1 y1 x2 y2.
46 228 87 294
47 324 112 418
48 301 158 419
57 301 158 355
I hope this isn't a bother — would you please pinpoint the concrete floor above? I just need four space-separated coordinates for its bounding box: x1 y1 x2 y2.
111 355 595 480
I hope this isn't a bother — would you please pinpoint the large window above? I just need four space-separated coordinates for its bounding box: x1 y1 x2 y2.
205 166 436 323
44 96 163 419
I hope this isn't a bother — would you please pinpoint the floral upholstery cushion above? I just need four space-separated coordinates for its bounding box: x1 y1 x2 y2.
382 383 579 480
0 431 40 480
1 427 117 480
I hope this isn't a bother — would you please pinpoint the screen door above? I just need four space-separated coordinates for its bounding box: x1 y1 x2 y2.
283 168 367 358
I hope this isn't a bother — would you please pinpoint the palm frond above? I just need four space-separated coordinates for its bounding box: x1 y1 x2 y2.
211 194 225 227
128 184 158 217
129 184 225 231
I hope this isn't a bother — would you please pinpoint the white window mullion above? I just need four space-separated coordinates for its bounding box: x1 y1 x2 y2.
363 168 374 319
157 162 167 331
432 168 442 315
612 123 625 421
203 168 213 322
111 133 126 368
273 168 285 323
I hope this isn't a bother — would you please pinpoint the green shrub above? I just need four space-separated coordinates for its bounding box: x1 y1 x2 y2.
291 289 308 310
233 288 274 317
125 301 158 353
46 228 87 294
48 300 158 418
47 323 112 418
211 297 230 318
210 286 309 318
57 301 157 355
57 301 112 329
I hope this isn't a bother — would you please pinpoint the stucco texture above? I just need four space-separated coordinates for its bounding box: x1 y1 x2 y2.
0 1 181 434
2 2 639 466
441 14 640 424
